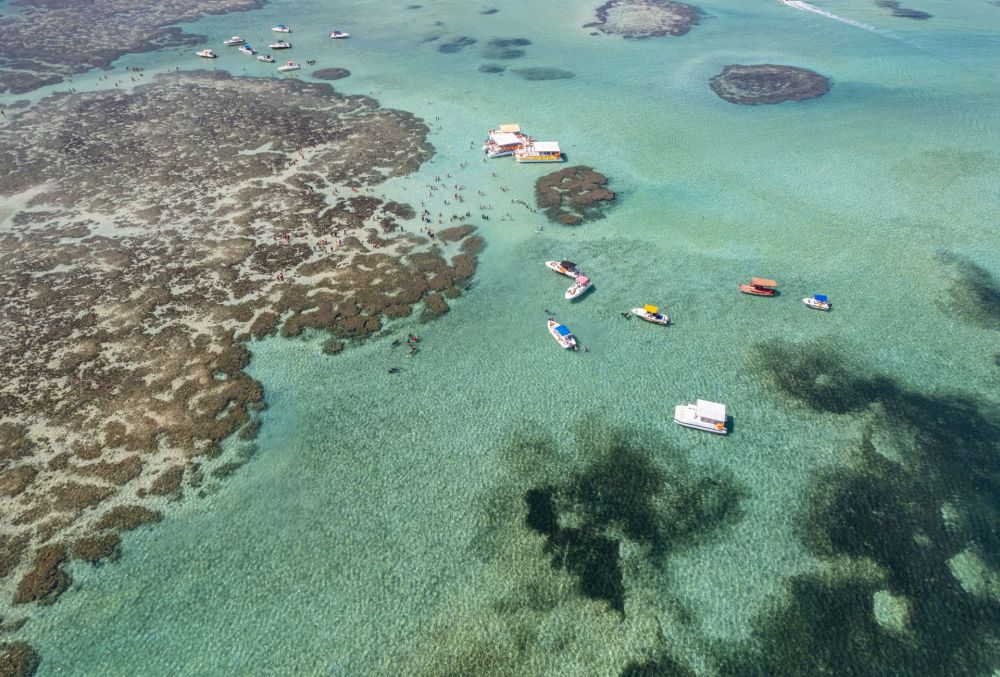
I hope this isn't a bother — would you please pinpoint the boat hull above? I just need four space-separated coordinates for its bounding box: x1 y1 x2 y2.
739 285 775 296
565 282 592 300
545 261 579 279
516 156 563 163
631 308 669 325
547 320 577 349
803 298 831 310
673 404 727 434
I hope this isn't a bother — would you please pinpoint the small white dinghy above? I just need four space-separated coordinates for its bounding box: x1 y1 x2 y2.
804 294 831 311
197 49 217 58
545 260 580 279
223 36 245 46
565 275 592 301
632 304 669 325
330 30 350 39
239 44 257 55
257 54 275 63
674 400 728 435
277 61 301 72
269 40 291 49
547 319 577 350
272 24 291 33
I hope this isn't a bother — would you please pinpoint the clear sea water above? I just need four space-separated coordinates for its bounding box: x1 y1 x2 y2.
7 0 1000 673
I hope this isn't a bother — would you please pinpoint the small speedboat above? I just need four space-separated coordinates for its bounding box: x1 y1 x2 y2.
739 277 777 296
239 44 257 55
632 304 669 325
545 260 580 279
277 61 301 72
547 319 577 350
269 40 291 49
674 400 728 435
257 54 275 63
272 24 291 33
197 49 217 58
329 30 350 39
223 36 245 46
804 294 831 311
565 275 592 301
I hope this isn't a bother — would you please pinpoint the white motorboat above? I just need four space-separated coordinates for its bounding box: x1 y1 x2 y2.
565 275 592 301
257 54 275 63
804 294 831 311
239 44 257 55
277 61 301 72
545 260 580 279
223 36 245 46
329 30 350 39
269 40 291 49
674 400 728 435
197 49 217 58
632 304 669 325
547 319 577 350
482 125 528 158
272 24 291 33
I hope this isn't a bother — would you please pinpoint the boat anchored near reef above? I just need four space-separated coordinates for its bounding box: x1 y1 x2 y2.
804 294 831 311
545 260 581 278
223 36 246 46
632 304 669 325
257 54 275 63
739 277 778 296
515 141 563 163
239 44 257 55
329 30 350 39
565 275 592 301
269 40 291 49
197 49 217 58
674 400 728 434
277 61 301 72
547 319 578 350
483 124 528 158
272 23 291 32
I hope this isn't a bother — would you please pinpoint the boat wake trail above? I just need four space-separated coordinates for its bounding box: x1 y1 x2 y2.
779 0 889 36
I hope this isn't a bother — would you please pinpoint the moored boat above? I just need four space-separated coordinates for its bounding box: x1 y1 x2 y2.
223 36 245 46
547 319 578 350
197 49 217 58
565 275 592 300
329 30 350 39
272 24 291 33
515 141 563 163
632 304 669 325
482 125 529 158
739 277 777 296
257 54 275 63
804 294 831 311
269 40 291 49
674 400 728 434
238 44 257 55
277 61 301 72
545 260 580 279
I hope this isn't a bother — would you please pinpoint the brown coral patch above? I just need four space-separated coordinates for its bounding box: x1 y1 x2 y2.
0 466 38 498
585 0 701 38
436 225 476 242
0 641 40 677
72 533 120 564
709 64 830 105
13 545 70 605
535 166 616 226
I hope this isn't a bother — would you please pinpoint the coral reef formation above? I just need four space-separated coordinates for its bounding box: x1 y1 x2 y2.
0 71 477 611
585 0 701 38
710 64 829 105
535 165 616 225
0 0 264 94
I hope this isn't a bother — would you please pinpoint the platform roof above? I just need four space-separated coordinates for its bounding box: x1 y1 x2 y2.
696 400 726 422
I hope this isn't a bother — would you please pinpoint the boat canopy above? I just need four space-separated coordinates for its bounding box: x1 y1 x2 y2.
560 260 577 269
489 132 523 146
575 275 589 284
751 277 777 288
531 141 561 153
814 294 828 302
555 324 571 337
499 123 521 133
643 304 658 313
696 400 726 422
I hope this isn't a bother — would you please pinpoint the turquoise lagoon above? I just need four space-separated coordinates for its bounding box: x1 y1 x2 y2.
9 0 1000 673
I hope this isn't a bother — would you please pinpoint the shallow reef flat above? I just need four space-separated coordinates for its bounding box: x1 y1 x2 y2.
710 64 830 105
585 0 701 38
0 0 265 94
0 71 480 617
535 165 616 225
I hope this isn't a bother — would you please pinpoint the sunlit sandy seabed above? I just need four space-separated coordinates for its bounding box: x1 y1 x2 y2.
6 0 1000 673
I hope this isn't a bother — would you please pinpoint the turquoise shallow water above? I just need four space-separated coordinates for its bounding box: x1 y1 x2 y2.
7 0 1000 673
